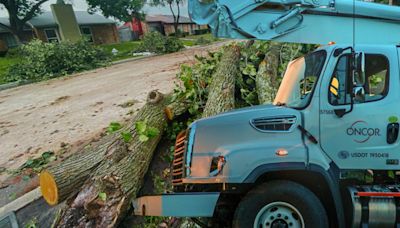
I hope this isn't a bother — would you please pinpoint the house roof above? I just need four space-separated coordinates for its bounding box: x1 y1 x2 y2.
145 15 193 24
0 11 115 33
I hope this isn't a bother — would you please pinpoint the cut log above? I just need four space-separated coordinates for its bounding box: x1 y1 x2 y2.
40 133 120 206
202 45 241 118
256 43 281 104
164 98 190 121
40 91 187 206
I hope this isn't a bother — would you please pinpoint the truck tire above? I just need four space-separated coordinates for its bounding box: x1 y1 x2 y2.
232 180 328 228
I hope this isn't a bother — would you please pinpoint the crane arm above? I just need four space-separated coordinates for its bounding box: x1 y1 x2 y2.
189 0 400 45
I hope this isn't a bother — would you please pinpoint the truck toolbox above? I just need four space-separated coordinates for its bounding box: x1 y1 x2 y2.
132 192 220 217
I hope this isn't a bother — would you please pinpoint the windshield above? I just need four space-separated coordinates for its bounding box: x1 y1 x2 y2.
274 50 327 109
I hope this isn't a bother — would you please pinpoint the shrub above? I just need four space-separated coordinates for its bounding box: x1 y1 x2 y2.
140 32 166 54
6 39 110 82
164 36 184 53
138 32 184 54
168 30 189 37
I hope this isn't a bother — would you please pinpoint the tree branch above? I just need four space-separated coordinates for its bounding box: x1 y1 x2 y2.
168 2 176 20
0 0 7 6
176 0 180 25
0 21 12 32
22 0 49 23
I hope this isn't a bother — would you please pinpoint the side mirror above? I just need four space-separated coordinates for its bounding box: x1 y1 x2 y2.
333 51 365 118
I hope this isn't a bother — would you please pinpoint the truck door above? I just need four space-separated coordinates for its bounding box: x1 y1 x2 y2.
319 46 400 170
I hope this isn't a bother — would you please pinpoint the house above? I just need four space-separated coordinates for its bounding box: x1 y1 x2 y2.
0 8 119 48
119 14 209 41
144 15 210 36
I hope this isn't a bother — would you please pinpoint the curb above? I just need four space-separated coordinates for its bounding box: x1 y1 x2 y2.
112 54 157 65
0 187 41 218
0 80 34 92
0 82 20 92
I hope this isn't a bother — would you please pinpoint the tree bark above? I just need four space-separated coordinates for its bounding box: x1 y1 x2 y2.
176 1 181 36
168 2 178 35
202 45 241 118
40 133 118 206
256 43 281 104
40 91 188 207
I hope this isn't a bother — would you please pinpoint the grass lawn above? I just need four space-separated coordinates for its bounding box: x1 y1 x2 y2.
185 33 217 40
181 40 196 47
100 41 142 61
0 57 20 85
180 33 220 47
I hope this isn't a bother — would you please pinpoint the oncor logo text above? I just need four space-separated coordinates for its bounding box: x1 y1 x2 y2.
346 120 381 143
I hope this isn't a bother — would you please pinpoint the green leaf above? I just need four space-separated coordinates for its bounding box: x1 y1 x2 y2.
135 121 147 134
25 159 34 166
98 192 107 201
41 151 54 160
389 116 398 123
107 122 122 133
8 192 17 200
388 170 395 179
139 135 149 142
121 131 133 143
147 127 160 138
22 175 31 181
245 78 254 85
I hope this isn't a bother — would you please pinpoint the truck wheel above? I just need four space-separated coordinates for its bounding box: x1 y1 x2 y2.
232 180 328 228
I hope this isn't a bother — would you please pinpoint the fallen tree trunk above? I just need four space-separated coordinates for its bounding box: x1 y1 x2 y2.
202 45 241 118
40 91 188 206
53 91 175 227
256 43 281 104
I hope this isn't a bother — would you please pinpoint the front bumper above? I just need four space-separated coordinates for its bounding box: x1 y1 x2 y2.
132 192 220 217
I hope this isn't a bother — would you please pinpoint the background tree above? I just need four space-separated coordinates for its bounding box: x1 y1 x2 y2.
150 0 184 36
86 0 145 22
0 0 49 42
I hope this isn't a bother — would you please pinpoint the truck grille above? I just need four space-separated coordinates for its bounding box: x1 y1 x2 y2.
172 130 187 186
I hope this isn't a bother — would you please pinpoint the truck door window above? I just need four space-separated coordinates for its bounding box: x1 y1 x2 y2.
329 54 389 105
364 55 389 102
274 50 326 109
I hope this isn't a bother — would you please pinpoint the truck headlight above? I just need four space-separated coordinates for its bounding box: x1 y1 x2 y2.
209 156 226 177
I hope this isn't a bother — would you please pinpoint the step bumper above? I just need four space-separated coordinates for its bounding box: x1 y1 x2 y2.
132 192 220 217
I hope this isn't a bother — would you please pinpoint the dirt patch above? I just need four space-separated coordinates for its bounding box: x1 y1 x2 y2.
118 99 139 108
50 96 71 106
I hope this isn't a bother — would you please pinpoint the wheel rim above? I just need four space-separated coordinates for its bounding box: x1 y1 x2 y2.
253 202 305 228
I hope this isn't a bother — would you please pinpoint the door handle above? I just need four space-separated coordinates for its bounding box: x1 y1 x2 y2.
387 123 399 144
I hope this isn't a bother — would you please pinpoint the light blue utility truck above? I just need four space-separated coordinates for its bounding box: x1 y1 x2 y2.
133 1 400 227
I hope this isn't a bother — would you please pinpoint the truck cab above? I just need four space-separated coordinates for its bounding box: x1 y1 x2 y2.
133 43 400 227
133 0 400 227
